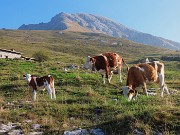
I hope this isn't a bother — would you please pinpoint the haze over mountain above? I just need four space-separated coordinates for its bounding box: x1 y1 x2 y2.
18 12 180 50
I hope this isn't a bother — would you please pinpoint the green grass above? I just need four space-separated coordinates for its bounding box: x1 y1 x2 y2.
0 30 180 134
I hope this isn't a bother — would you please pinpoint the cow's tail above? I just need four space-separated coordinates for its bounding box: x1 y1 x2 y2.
50 76 55 88
122 58 129 72
50 76 56 100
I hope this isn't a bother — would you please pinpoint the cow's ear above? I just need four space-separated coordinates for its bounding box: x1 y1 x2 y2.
129 89 135 94
90 57 96 63
23 75 26 78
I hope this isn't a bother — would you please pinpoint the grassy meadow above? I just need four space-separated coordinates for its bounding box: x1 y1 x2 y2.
0 30 179 134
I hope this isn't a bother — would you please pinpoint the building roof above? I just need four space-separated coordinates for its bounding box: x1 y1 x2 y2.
0 48 23 55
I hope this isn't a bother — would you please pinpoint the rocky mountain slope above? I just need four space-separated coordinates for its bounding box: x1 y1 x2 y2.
18 12 180 50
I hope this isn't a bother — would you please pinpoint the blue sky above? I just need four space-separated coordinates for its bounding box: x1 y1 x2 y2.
1 0 180 43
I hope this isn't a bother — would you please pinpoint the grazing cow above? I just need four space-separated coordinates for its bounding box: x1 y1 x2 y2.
122 62 170 101
23 74 56 101
84 52 129 84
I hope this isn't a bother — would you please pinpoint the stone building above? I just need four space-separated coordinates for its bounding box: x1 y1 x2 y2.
0 48 23 59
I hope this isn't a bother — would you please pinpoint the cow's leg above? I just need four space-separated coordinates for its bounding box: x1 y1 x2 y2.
52 87 56 100
108 71 113 83
158 73 166 97
142 83 148 96
160 87 165 97
46 85 53 99
101 74 105 84
51 82 56 100
118 64 122 83
134 89 138 100
33 90 37 101
51 81 56 100
161 83 170 97
164 83 170 95
105 67 110 84
99 69 106 84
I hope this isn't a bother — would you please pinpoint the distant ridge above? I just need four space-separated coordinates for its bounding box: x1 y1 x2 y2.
18 12 180 50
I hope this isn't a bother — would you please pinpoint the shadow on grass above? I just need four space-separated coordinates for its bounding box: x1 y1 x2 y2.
58 99 92 104
41 116 136 135
41 111 180 135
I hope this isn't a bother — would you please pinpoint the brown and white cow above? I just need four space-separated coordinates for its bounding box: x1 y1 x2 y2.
122 62 170 101
84 52 129 84
23 74 56 101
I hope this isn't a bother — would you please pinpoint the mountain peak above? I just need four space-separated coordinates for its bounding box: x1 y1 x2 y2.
18 12 180 50
59 12 66 15
57 12 70 17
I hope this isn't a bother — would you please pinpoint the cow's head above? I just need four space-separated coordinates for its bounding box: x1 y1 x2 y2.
122 86 135 101
84 56 96 71
23 74 32 83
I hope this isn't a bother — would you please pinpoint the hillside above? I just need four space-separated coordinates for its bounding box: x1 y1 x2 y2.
0 30 180 134
0 30 176 61
18 12 180 50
